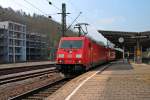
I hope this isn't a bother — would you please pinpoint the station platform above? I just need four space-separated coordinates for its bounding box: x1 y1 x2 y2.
47 60 150 100
0 61 56 69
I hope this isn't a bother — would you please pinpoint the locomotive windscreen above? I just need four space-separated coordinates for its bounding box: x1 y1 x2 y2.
60 40 83 48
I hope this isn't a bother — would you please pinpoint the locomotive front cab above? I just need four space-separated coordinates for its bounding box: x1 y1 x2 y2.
57 37 84 64
56 37 85 75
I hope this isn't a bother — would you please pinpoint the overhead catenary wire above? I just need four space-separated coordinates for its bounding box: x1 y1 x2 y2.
45 1 81 31
14 0 31 12
0 0 48 24
67 0 108 41
23 0 49 16
46 0 61 11
67 0 112 46
23 0 85 33
66 0 92 26
65 0 91 31
24 0 79 33
66 12 82 31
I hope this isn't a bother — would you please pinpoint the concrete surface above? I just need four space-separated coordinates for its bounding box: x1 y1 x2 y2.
47 60 150 100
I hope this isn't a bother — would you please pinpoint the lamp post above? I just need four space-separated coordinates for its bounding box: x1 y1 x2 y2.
118 37 125 62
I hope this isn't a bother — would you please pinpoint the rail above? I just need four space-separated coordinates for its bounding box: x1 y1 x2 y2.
0 68 57 85
10 78 70 100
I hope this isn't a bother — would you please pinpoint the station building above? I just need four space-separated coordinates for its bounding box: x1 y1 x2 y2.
0 21 48 63
0 21 26 63
26 32 48 61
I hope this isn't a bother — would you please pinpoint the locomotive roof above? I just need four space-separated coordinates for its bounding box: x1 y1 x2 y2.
89 37 105 46
61 36 105 46
61 36 85 40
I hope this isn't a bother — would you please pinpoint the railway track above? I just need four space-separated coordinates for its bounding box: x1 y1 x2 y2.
0 68 57 85
10 78 70 100
0 64 56 76
9 63 111 100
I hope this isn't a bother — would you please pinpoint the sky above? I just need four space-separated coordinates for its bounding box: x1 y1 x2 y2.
0 0 150 45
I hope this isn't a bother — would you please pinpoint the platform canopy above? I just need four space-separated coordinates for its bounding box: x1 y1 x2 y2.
98 30 150 49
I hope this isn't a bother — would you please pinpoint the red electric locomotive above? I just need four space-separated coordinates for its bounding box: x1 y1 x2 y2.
56 36 115 76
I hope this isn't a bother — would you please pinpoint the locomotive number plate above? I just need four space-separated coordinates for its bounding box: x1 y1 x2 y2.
66 60 72 63
68 54 72 58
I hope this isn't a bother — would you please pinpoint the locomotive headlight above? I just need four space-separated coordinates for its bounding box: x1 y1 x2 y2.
58 54 64 58
59 60 62 63
76 54 82 58
78 60 81 63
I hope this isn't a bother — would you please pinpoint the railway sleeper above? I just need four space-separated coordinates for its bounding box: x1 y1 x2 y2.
40 91 55 94
27 96 44 99
38 91 52 94
33 94 50 97
22 99 37 100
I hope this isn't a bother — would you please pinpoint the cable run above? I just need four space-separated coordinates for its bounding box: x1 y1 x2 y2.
46 0 61 11
24 0 48 16
66 12 82 31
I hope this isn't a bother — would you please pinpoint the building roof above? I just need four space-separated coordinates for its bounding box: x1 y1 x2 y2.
98 30 150 48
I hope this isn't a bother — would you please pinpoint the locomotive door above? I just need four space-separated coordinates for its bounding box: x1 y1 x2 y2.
89 42 93 66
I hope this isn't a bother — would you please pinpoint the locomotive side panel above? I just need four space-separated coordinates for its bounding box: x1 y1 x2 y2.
82 38 92 69
89 41 107 67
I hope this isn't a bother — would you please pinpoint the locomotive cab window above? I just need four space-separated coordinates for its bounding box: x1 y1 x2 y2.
60 40 83 49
